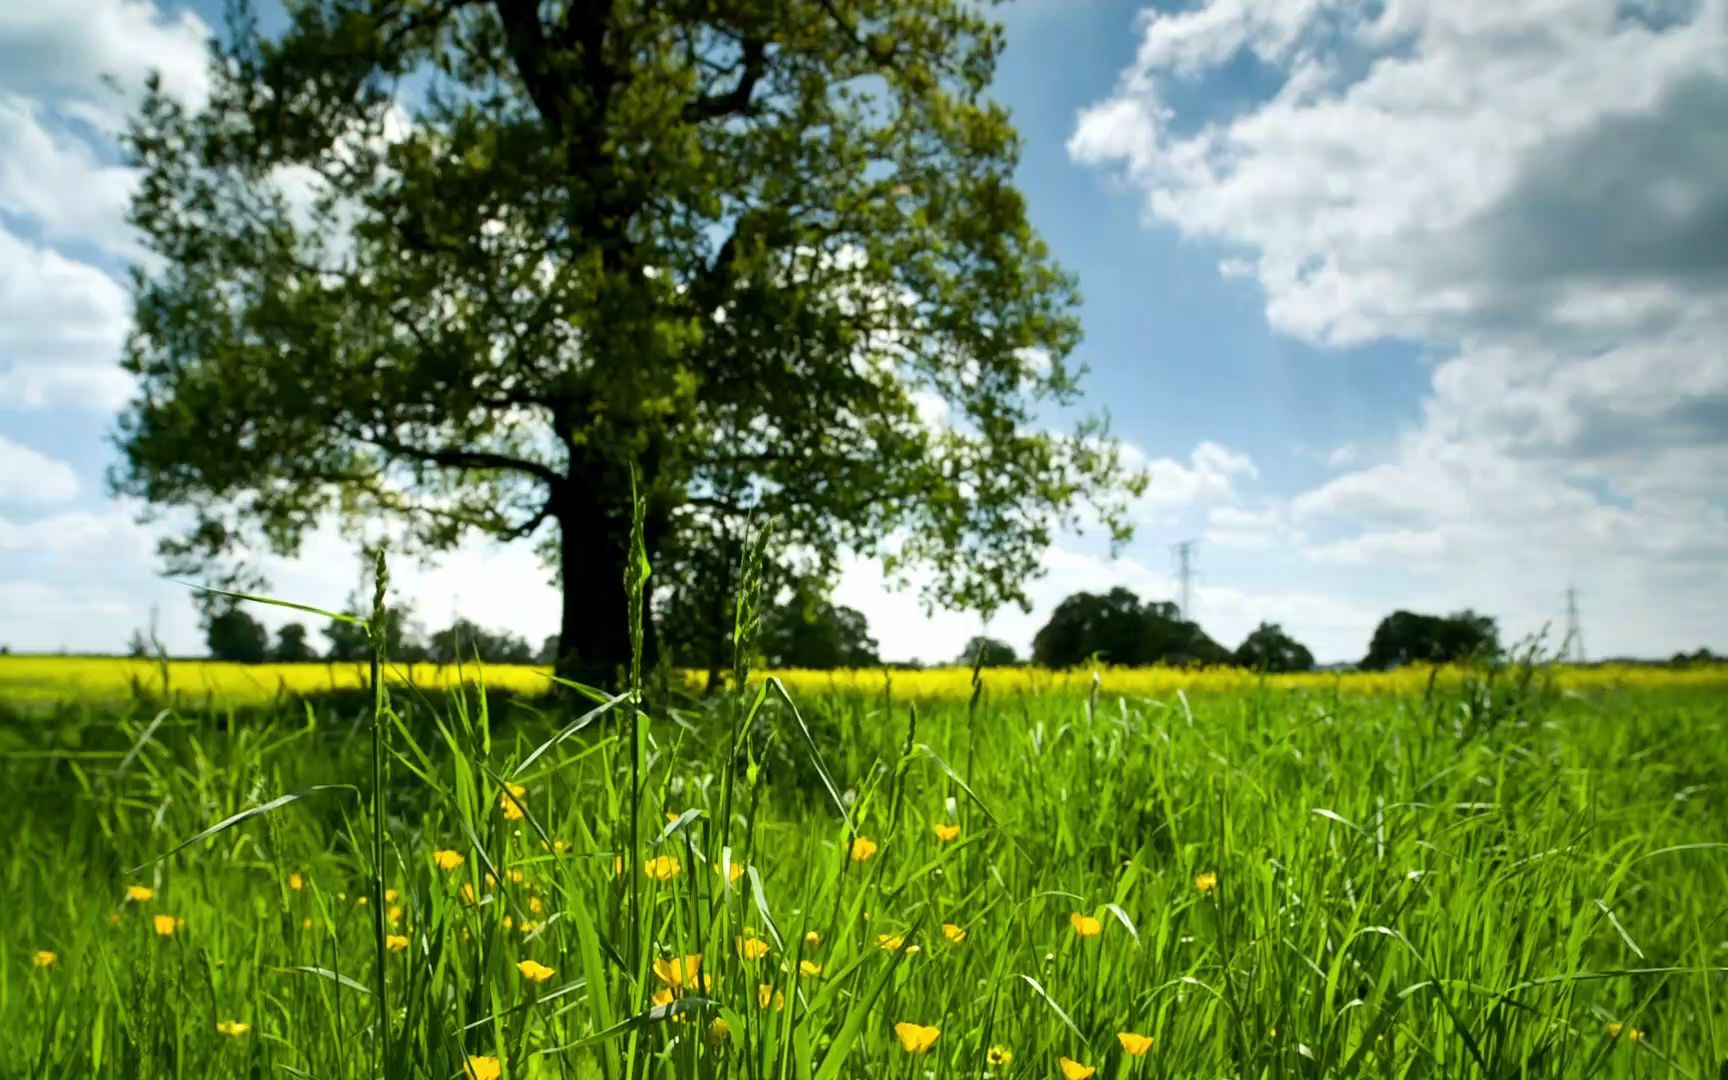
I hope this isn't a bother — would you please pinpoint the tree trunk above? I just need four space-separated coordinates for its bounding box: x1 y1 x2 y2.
552 482 664 690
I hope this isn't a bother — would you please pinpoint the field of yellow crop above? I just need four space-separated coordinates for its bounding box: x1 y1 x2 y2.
3 653 1722 707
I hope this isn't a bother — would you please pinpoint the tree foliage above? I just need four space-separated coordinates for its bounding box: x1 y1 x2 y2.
1233 622 1314 673
759 591 880 670
1030 587 1230 668
206 606 269 664
1360 610 1499 670
428 618 536 665
272 622 319 663
115 0 1144 685
958 635 1017 667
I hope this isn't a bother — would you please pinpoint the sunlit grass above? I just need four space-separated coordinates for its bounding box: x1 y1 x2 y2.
5 669 1725 1076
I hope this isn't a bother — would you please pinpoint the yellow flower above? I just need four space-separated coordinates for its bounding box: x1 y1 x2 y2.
1194 872 1218 893
717 861 745 884
987 1044 1013 1066
651 988 675 1008
706 1017 731 1047
501 783 526 821
933 822 960 842
355 895 368 906
644 855 681 881
738 936 770 961
301 916 313 930
894 1022 940 1054
1070 913 1102 937
516 959 555 984
1059 1057 1096 1080
336 893 347 902
464 1056 502 1080
548 838 570 854
757 983 785 1011
848 836 879 862
386 934 409 953
434 850 465 872
528 895 544 914
126 884 155 903
215 1020 251 1037
153 914 180 937
942 922 967 944
805 930 822 947
484 873 496 889
653 953 703 990
518 920 540 935
799 959 822 977
1606 1022 1644 1041
384 888 398 902
507 869 526 885
460 881 478 905
1117 1032 1153 1056
876 933 905 951
613 855 624 877
388 905 404 925
31 950 56 968
666 810 682 823
288 873 304 892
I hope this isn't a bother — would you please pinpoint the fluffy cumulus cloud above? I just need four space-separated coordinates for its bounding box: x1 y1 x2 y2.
1073 0 1728 656
0 435 78 504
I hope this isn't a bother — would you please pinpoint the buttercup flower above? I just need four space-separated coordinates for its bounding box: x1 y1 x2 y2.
501 783 527 821
1194 872 1218 893
31 950 56 968
516 959 555 984
153 914 181 937
386 934 409 952
384 888 398 902
653 953 703 990
987 1044 1013 1066
894 1022 940 1054
644 855 681 881
127 884 156 903
464 1056 502 1080
288 873 304 891
848 836 879 862
652 988 675 1008
1606 1022 1644 1041
876 933 905 951
1117 1032 1153 1056
1059 1057 1096 1080
805 930 822 947
434 850 465 872
215 1020 251 1037
717 861 746 884
933 823 960 842
799 959 822 976
757 983 785 1011
1070 913 1102 937
942 922 967 944
738 936 770 960
707 1017 731 1047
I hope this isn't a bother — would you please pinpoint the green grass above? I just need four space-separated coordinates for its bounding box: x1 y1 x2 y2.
4 673 1725 1078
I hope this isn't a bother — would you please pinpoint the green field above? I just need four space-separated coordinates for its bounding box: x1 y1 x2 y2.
5 671 1725 1078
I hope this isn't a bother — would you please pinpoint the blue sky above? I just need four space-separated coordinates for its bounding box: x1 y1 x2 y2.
2 0 1725 663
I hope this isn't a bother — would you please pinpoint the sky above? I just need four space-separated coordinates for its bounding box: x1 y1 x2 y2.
1 0 1724 664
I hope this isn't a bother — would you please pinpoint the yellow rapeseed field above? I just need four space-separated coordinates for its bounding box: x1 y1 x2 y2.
1 654 1721 706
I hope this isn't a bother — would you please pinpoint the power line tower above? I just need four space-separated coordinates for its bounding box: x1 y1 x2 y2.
1563 584 1585 663
1172 540 1198 622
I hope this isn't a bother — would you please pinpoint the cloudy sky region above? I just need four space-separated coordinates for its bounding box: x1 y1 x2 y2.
1 0 1724 663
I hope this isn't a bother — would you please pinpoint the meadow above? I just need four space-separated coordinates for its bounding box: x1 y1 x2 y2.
6 648 1727 1079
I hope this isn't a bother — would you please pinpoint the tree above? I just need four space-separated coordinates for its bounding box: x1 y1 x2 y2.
206 606 269 663
273 622 319 663
1360 610 1499 670
957 636 1017 667
115 0 1142 687
322 593 430 662
429 619 536 666
1234 622 1314 673
1031 588 1231 667
538 635 561 666
126 630 151 659
759 594 879 670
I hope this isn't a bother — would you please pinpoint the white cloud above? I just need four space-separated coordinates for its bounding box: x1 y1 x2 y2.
1073 0 1728 656
0 436 78 504
1132 439 1257 509
0 94 140 257
0 0 210 116
0 224 133 410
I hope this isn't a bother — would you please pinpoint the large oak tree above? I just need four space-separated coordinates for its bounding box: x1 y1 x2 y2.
116 0 1141 683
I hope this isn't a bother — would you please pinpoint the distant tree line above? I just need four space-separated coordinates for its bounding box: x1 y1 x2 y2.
201 594 539 666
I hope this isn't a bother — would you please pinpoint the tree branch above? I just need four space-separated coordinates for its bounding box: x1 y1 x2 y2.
358 430 564 488
682 37 766 122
